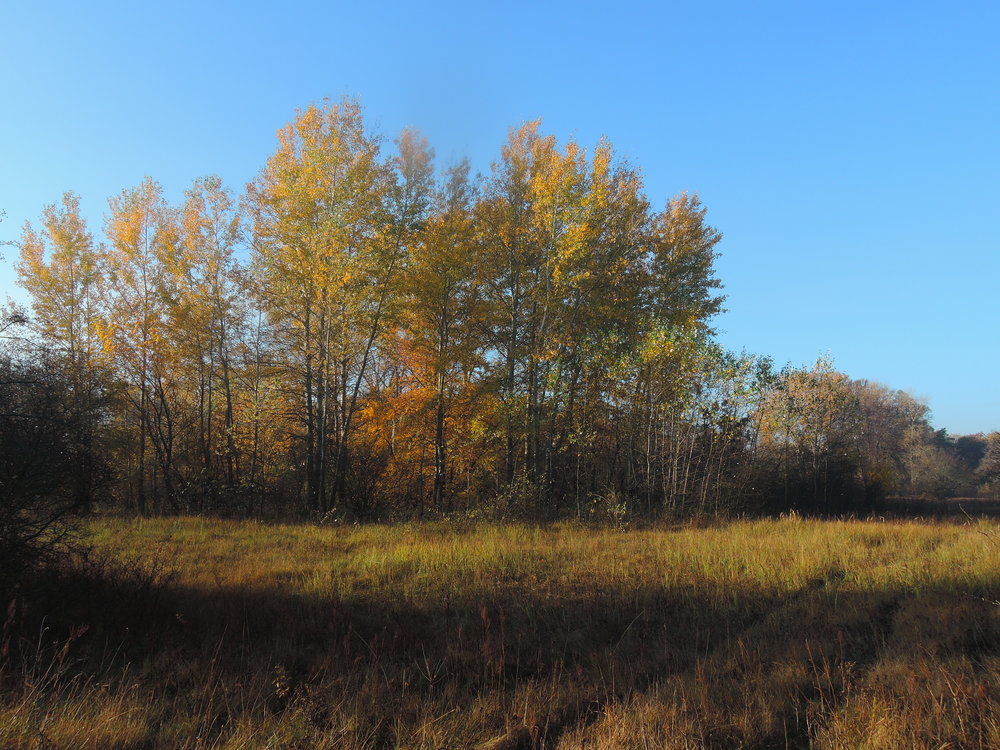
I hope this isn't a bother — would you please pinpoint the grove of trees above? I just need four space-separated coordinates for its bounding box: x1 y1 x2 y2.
7 98 996 524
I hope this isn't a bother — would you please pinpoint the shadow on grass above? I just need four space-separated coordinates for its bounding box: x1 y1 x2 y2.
6 553 1000 749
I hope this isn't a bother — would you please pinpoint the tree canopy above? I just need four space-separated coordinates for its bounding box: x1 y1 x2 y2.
11 98 989 521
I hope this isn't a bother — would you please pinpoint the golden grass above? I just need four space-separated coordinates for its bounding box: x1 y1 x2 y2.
4 515 1000 748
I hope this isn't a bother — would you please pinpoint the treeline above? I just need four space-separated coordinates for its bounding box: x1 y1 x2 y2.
8 98 997 522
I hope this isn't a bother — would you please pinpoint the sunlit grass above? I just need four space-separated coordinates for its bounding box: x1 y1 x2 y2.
4 515 1000 748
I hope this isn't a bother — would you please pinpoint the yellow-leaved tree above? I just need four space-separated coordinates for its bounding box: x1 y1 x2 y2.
101 177 175 514
18 192 108 508
247 99 433 513
159 176 245 503
391 159 485 512
18 192 103 365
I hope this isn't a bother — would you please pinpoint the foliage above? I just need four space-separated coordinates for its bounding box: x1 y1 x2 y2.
13 100 985 520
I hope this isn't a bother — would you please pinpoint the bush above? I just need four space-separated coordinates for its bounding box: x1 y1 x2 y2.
0 345 101 593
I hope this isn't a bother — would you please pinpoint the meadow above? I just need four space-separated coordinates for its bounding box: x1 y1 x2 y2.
3 515 1000 748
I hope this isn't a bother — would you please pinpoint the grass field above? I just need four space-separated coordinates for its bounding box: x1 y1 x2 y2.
3 515 1000 748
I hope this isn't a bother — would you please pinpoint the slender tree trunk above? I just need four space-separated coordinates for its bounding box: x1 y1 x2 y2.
303 304 317 510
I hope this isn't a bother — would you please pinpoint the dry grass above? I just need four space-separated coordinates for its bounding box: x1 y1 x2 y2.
3 515 1000 748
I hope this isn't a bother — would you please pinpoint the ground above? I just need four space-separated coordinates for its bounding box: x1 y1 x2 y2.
3 515 1000 748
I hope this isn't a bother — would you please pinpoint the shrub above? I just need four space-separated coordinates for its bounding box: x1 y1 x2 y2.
0 345 100 593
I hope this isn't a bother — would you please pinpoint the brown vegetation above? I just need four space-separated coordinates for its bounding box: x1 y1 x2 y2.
3 516 1000 748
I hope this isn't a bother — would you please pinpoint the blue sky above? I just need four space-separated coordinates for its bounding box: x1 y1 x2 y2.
1 1 997 434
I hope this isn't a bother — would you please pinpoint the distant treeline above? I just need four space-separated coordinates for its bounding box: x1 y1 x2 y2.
6 98 999 524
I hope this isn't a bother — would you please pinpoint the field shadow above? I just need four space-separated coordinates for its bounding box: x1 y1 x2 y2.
9 552 1000 749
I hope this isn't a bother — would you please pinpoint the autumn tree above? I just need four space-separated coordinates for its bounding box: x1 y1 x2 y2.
756 357 860 511
617 330 772 516
977 433 1000 497
101 177 175 513
338 128 436 512
158 176 245 506
379 159 486 511
645 193 724 331
476 125 656 510
247 99 434 514
18 193 108 508
18 193 103 365
248 100 370 511
901 426 969 499
20 103 970 522
851 380 927 503
475 122 539 491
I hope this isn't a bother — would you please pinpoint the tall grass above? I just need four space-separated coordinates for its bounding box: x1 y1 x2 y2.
3 516 1000 748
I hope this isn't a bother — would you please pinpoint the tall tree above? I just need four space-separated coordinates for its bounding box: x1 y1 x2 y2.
394 159 482 511
546 140 648 503
758 357 858 511
851 380 926 503
101 177 174 513
18 193 103 364
477 122 539 489
160 176 244 501
248 99 425 513
331 127 435 512
18 193 107 508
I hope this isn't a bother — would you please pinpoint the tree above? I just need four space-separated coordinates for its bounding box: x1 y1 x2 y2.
159 176 245 505
954 434 988 473
850 380 927 503
18 193 104 365
645 192 724 332
476 125 654 509
901 425 968 500
18 193 108 509
475 122 539 490
393 159 483 511
101 177 174 514
757 357 858 511
975 432 1000 496
247 98 420 513
26 106 978 523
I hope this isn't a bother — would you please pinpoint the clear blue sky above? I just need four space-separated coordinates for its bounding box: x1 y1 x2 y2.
2 1 997 434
